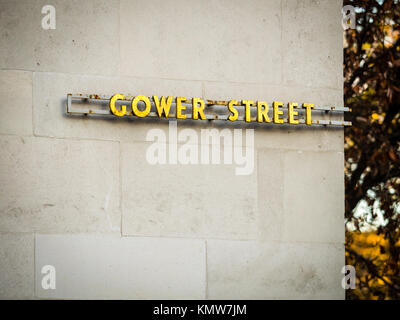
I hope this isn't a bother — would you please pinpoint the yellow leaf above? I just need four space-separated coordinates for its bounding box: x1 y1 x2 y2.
371 113 380 120
345 137 355 147
362 42 372 51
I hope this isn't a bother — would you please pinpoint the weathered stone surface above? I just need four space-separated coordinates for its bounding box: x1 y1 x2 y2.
257 149 344 243
0 0 119 75
282 0 343 89
0 70 32 135
207 239 344 299
257 149 284 241
0 233 34 299
121 142 258 239
120 0 282 83
0 135 120 234
35 234 206 299
204 81 343 106
281 149 345 243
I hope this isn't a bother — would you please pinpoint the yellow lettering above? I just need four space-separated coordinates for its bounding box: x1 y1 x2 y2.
132 95 151 118
153 95 172 118
257 101 270 123
273 101 284 124
228 100 239 122
176 97 187 119
288 102 299 125
109 94 127 117
242 100 254 122
303 103 315 125
192 98 206 120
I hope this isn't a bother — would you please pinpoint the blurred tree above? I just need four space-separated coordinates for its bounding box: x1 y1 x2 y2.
344 0 400 299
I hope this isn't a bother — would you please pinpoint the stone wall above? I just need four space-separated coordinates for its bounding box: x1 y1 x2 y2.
0 0 345 299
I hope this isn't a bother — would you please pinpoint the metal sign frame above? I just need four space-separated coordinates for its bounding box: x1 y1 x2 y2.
66 93 352 127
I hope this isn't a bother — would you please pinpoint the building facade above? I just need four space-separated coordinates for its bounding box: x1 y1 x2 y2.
0 0 345 299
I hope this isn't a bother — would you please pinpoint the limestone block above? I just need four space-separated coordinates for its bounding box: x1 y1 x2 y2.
282 0 343 89
0 135 120 234
207 239 344 299
257 149 344 243
0 70 33 135
121 141 258 239
0 0 119 75
120 0 282 83
0 233 34 299
35 234 206 299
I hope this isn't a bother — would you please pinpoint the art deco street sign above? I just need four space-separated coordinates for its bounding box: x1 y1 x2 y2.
66 94 351 127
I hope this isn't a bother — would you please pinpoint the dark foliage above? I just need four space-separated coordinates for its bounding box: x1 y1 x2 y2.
344 0 400 299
